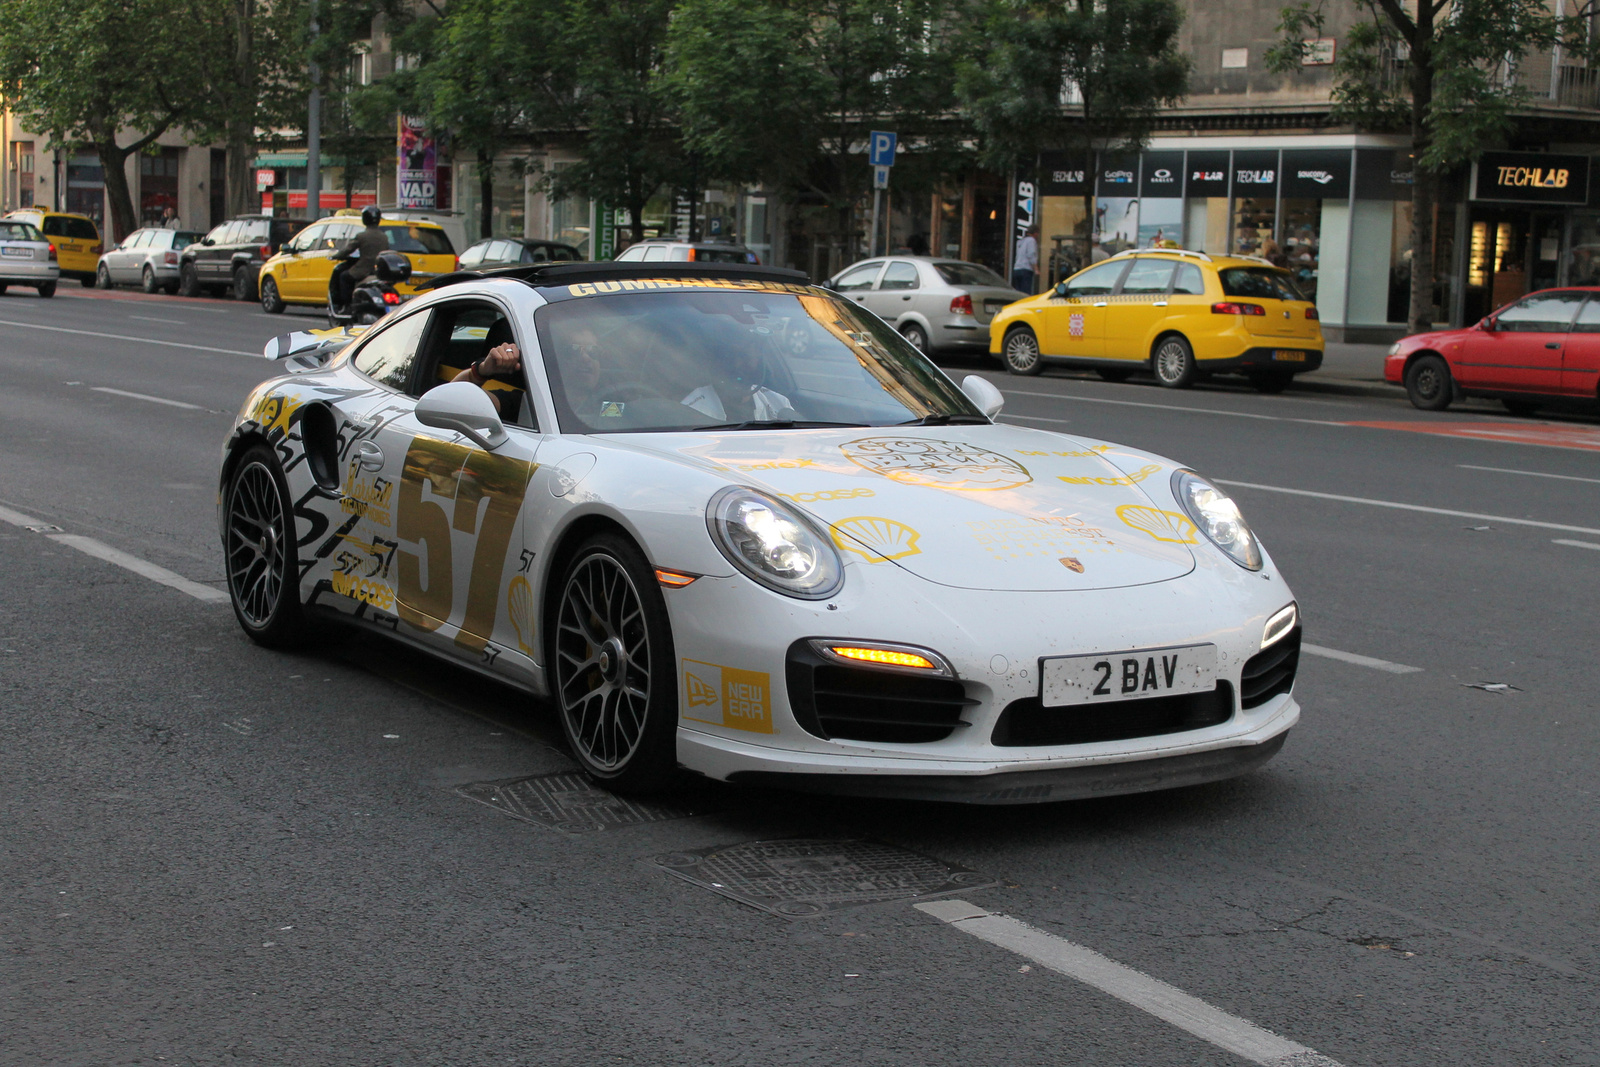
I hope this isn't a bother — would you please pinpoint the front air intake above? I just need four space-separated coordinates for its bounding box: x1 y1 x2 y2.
1240 626 1301 709
785 640 976 744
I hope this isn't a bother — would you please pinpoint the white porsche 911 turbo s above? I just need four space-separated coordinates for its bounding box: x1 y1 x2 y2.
222 262 1301 803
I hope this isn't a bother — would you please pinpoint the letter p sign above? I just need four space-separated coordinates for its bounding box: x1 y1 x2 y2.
869 131 898 168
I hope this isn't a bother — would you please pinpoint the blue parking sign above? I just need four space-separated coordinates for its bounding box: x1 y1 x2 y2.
869 131 897 167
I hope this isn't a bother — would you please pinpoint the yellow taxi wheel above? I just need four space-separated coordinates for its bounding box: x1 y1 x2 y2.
1001 326 1044 376
1152 335 1197 389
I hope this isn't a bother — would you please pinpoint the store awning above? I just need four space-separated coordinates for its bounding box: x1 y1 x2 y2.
252 153 307 168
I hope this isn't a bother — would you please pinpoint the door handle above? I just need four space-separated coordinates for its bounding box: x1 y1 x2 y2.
1093 301 1108 307
1153 301 1168 307
1545 342 1561 349
901 295 912 301
354 440 384 471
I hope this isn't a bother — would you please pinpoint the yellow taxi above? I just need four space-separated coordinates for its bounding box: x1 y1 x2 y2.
989 249 1324 392
256 210 457 313
4 208 103 285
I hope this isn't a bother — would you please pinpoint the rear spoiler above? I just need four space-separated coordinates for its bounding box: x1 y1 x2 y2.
262 326 367 371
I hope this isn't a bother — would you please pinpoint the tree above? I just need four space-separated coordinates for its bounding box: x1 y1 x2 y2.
0 0 200 239
956 0 1190 263
1267 0 1574 333
668 0 960 270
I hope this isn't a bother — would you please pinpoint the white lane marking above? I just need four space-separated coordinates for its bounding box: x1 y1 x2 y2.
0 318 257 356
999 413 1071 425
128 315 187 324
916 900 1346 1067
1217 479 1600 537
1460 464 1600 486
1554 538 1600 551
1302 644 1422 674
988 383 1346 427
90 386 205 410
0 503 227 603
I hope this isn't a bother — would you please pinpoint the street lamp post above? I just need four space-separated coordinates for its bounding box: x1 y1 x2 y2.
305 1 322 221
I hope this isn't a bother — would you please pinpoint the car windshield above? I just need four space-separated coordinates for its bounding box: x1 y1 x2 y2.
535 286 982 433
386 225 454 255
171 231 202 250
691 247 754 263
0 221 43 241
934 261 1007 287
1219 267 1304 301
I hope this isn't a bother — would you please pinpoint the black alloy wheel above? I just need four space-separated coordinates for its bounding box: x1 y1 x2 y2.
1404 354 1453 411
551 533 677 792
1153 335 1197 389
178 262 200 297
1002 325 1044 375
141 265 159 294
900 322 930 355
96 263 112 289
224 445 306 648
260 276 285 314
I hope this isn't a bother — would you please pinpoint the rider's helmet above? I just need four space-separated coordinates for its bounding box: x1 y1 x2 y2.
361 205 382 227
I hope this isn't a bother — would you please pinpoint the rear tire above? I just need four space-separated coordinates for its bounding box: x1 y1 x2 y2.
36 281 54 298
1096 367 1134 383
96 263 113 289
1152 335 1197 388
1502 397 1540 416
0 283 7 295
1002 325 1044 375
224 445 307 649
1404 354 1453 411
549 532 679 793
178 262 200 297
233 266 257 302
260 275 285 314
141 265 159 294
900 322 930 355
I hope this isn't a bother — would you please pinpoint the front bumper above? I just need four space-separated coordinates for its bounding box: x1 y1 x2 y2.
1197 346 1324 373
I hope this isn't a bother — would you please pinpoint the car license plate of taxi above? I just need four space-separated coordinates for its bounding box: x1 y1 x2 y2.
1040 644 1217 707
1 247 30 257
1273 349 1306 362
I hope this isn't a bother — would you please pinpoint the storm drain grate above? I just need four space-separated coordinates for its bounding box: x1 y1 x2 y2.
653 839 994 918
456 772 707 834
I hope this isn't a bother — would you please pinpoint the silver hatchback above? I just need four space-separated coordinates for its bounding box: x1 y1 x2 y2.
0 219 59 297
97 228 202 293
826 256 1026 355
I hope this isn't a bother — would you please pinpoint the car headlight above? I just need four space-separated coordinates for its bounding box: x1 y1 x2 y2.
1387 342 1401 356
706 487 844 599
1172 470 1263 571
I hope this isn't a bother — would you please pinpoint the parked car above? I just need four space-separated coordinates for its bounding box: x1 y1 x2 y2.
459 237 584 270
4 208 101 285
374 205 469 256
989 249 1325 392
180 215 307 300
257 212 456 314
0 218 59 297
1386 287 1600 413
613 238 759 264
96 228 202 293
826 256 1026 356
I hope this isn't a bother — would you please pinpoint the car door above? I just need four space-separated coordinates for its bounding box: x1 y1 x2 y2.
1102 258 1177 362
1456 290 1582 394
831 260 885 309
862 259 919 322
104 229 138 282
277 223 327 301
1038 260 1128 358
200 222 236 282
1559 294 1600 397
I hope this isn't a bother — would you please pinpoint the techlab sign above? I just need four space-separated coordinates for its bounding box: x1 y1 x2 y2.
1473 151 1590 205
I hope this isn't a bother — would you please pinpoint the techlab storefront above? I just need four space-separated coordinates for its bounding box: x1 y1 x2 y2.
1018 137 1600 342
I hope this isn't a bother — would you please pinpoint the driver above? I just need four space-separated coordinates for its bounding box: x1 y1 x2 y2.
680 329 793 422
331 206 387 311
452 319 521 414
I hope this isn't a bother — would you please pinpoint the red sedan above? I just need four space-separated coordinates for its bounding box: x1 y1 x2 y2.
1386 287 1600 413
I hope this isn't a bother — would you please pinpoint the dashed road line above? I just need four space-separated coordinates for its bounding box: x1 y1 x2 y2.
1302 644 1421 674
0 317 257 356
1554 538 1600 552
90 386 206 410
0 502 227 603
128 315 188 325
1216 479 1600 537
916 900 1346 1067
1460 464 1600 485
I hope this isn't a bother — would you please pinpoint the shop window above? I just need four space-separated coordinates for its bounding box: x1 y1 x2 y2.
1232 196 1275 256
1564 214 1600 286
1278 199 1322 301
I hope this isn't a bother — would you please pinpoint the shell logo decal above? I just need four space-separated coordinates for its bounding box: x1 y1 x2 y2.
507 575 534 654
1116 505 1199 544
830 516 923 562
840 437 1032 492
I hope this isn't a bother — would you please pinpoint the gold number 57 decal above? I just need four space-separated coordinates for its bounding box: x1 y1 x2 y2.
396 437 536 652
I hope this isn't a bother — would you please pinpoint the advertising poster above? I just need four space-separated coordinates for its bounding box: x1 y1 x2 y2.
397 116 436 209
1137 200 1184 248
1096 197 1139 252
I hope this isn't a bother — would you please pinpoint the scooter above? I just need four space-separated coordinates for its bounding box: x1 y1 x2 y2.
328 251 412 327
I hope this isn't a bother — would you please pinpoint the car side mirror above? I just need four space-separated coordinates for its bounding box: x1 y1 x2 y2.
960 375 1005 418
202 237 215 246
415 381 508 451
1478 317 1495 331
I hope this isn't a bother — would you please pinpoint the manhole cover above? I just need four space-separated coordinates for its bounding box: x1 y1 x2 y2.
456 772 707 834
653 839 994 918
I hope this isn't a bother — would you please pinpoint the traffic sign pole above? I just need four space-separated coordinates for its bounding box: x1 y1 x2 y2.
867 134 896 259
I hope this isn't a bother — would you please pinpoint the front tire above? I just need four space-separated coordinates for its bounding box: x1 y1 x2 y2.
178 262 200 297
900 322 930 355
1153 335 1197 388
224 445 306 648
1002 325 1043 375
260 275 285 314
232 266 257 302
141 265 159 294
96 263 113 289
1404 354 1453 411
550 533 678 792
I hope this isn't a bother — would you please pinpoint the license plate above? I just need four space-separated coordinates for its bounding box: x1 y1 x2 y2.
1273 350 1306 362
0 246 30 257
1040 644 1217 707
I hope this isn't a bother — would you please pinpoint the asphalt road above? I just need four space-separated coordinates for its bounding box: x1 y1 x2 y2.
2 284 1596 1067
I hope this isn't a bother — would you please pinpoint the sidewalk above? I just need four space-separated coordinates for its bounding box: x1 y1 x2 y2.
1298 341 1402 397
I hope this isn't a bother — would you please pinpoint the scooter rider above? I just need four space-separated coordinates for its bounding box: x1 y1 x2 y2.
331 206 388 311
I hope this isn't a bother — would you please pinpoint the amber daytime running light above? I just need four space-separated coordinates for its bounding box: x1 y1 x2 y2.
655 568 699 588
827 646 937 669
